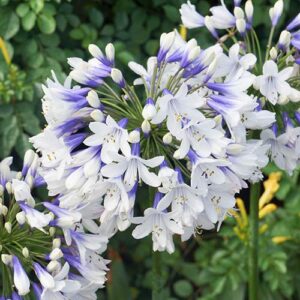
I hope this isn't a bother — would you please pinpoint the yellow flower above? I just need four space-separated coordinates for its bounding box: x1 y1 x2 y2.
0 37 11 65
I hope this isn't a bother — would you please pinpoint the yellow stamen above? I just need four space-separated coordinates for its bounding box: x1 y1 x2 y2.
272 236 291 244
179 25 187 41
0 37 11 65
259 203 277 219
259 172 282 209
236 198 248 226
259 223 268 234
229 208 243 228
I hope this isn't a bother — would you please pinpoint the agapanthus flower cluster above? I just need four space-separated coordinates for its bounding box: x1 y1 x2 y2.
29 0 300 261
0 151 109 299
3 0 300 297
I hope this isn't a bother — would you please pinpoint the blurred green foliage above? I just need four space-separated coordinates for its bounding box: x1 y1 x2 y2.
0 0 300 299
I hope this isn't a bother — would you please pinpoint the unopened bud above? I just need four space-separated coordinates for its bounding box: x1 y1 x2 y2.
105 43 115 63
5 182 12 194
163 133 173 144
111 68 125 88
236 19 246 35
278 30 291 50
47 260 61 273
24 150 35 168
160 32 175 52
4 222 11 234
206 58 217 77
16 211 26 225
204 16 218 39
49 227 56 236
87 90 101 108
234 7 245 19
26 175 34 189
52 238 61 249
1 254 12 265
187 46 201 63
128 129 141 143
0 204 8 216
142 98 156 120
278 94 289 105
90 109 105 122
22 247 29 258
141 120 151 135
270 47 278 60
245 0 254 24
270 0 283 26
173 150 181 159
88 44 103 59
49 248 63 261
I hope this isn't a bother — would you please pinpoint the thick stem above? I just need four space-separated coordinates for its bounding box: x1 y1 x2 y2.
152 251 163 300
248 182 261 300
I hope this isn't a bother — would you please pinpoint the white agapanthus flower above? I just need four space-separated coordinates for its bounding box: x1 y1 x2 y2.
255 60 293 105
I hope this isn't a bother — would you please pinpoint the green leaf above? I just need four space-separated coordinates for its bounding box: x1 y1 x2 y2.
115 12 129 30
163 5 179 22
117 51 134 65
16 3 30 18
107 255 132 300
39 33 60 47
70 28 84 40
0 104 13 118
101 24 115 36
22 11 36 31
22 39 38 58
0 115 19 157
0 8 20 40
56 15 67 31
42 3 56 16
27 52 44 68
173 280 193 298
15 103 40 135
89 8 104 28
37 14 56 34
15 133 31 158
29 0 44 14
145 40 159 55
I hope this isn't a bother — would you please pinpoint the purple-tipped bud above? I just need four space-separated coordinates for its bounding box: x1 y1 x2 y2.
272 123 278 136
187 150 198 164
175 167 184 184
11 292 22 300
142 98 156 120
153 192 163 209
157 32 175 63
118 118 128 128
131 142 140 156
270 0 283 27
295 111 300 124
162 88 172 96
111 68 125 88
282 112 293 129
160 160 168 169
32 283 42 300
287 13 300 31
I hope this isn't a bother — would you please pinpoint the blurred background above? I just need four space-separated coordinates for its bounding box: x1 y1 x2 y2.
0 0 300 299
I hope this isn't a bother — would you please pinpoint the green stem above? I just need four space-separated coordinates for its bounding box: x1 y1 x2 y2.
149 186 163 300
152 251 163 300
248 182 261 300
265 26 275 62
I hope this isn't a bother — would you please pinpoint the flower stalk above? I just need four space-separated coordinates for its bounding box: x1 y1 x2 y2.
248 182 261 300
